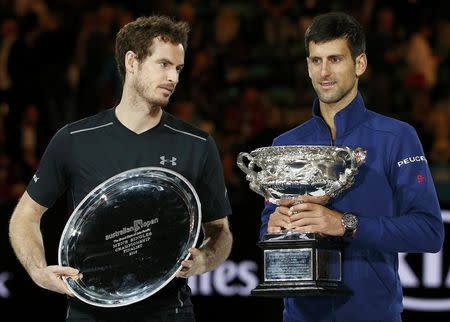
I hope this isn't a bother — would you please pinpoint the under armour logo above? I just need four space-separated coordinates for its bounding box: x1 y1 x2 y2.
33 174 39 183
160 156 177 166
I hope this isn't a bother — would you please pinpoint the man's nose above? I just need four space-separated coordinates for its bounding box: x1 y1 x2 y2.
167 68 179 83
320 61 331 77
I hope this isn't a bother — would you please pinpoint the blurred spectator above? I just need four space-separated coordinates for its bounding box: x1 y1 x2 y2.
405 20 439 91
20 103 40 172
0 15 17 103
367 6 402 114
258 0 298 45
430 94 450 164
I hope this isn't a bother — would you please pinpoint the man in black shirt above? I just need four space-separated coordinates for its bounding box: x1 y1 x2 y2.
9 15 233 322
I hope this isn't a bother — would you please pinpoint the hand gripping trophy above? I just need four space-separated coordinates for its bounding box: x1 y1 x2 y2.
237 145 367 297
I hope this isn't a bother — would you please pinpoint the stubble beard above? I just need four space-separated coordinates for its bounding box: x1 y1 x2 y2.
316 88 346 104
147 95 170 108
314 79 355 105
135 80 170 109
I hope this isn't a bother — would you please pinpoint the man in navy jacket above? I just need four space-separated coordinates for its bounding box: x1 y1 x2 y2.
263 12 444 322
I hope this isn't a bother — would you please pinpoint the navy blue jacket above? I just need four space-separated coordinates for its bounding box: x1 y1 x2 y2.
260 93 444 322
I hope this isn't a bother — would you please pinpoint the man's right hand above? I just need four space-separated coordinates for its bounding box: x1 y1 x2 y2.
30 265 81 296
267 195 331 233
267 198 298 233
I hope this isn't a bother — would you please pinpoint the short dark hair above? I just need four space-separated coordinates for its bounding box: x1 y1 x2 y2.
115 15 190 81
305 12 365 60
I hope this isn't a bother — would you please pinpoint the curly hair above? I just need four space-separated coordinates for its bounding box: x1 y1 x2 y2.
115 15 190 81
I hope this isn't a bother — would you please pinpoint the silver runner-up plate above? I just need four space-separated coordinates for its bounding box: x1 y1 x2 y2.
58 167 201 307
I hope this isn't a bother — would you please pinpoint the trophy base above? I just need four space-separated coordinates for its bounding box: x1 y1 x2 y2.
251 281 352 297
255 233 351 298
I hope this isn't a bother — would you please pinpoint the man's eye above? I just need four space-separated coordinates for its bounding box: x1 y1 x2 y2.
160 62 168 68
311 58 321 65
331 57 341 63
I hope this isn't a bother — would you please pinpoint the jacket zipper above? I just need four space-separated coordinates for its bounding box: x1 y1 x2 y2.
319 117 335 146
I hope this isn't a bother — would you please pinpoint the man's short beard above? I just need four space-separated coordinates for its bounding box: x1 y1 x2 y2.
135 80 170 108
314 80 355 105
146 96 169 108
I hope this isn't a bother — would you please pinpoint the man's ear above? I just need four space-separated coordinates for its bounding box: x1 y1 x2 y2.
125 51 138 75
355 53 367 77
306 57 312 79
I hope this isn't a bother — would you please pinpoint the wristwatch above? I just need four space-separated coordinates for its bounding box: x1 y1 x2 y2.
342 212 358 237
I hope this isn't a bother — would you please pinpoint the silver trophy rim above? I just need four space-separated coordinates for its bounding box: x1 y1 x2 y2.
250 145 353 156
237 144 367 202
58 166 202 307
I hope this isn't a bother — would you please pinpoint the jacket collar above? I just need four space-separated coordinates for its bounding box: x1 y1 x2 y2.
312 92 368 139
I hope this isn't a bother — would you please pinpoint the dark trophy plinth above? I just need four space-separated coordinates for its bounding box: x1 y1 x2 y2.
254 232 346 296
237 145 367 297
58 167 201 307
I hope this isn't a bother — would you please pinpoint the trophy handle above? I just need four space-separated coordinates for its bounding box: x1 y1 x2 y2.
236 152 255 176
332 146 351 161
236 152 267 198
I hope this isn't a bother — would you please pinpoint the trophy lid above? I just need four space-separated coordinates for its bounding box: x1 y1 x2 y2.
58 167 201 307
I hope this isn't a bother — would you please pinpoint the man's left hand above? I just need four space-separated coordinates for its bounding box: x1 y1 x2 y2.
176 247 206 278
288 201 345 236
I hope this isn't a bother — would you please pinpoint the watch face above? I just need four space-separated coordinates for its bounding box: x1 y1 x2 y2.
344 214 357 230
